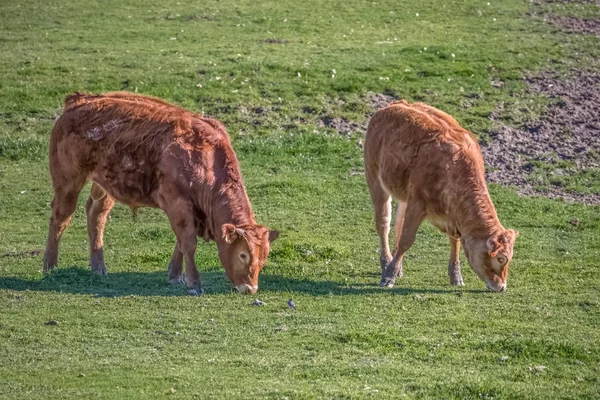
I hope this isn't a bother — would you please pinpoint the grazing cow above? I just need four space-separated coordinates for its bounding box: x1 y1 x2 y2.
43 91 278 294
364 100 518 291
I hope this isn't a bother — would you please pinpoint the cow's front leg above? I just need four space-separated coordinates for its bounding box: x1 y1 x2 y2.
168 241 184 285
165 202 204 295
448 236 464 286
366 174 393 280
381 199 424 288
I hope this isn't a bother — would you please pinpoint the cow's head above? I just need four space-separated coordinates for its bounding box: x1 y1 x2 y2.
219 224 279 294
462 229 519 291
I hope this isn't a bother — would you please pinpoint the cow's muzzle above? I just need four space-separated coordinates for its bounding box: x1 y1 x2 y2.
486 282 507 292
236 284 258 294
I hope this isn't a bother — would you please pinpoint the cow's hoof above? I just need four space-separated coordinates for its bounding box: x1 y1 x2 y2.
450 277 464 286
43 264 56 273
169 276 185 285
187 288 204 296
91 265 107 276
379 277 395 288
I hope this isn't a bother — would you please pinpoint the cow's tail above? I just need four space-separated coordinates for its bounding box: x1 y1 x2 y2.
389 99 409 107
64 92 101 110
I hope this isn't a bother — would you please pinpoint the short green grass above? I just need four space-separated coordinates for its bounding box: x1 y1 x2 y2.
1 0 599 399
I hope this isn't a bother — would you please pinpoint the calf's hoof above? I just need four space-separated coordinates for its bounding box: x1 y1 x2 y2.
379 277 396 288
449 275 464 286
169 276 185 285
187 287 204 296
43 264 56 273
91 264 107 276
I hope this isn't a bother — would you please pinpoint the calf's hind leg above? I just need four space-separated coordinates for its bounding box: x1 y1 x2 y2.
85 183 115 276
366 173 393 278
448 236 464 286
43 178 87 272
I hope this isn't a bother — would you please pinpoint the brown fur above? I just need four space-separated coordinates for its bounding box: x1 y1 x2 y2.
364 100 518 291
43 91 278 294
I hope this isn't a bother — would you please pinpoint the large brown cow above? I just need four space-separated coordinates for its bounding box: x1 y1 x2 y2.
364 100 518 291
43 92 278 295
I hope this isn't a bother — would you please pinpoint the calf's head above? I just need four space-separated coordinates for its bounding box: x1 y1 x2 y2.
219 224 279 294
462 229 519 292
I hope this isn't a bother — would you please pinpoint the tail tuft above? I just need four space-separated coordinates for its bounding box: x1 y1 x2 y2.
64 92 100 109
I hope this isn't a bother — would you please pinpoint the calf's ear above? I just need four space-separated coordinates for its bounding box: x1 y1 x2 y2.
486 236 502 257
222 224 245 243
268 230 280 243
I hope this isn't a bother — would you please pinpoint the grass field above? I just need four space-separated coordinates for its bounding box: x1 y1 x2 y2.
1 0 599 398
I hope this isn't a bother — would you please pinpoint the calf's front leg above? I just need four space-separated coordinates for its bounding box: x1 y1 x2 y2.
381 199 424 288
168 241 184 285
448 236 464 286
164 202 203 295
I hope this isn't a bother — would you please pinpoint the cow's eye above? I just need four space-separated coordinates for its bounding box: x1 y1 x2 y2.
497 257 505 264
239 253 249 263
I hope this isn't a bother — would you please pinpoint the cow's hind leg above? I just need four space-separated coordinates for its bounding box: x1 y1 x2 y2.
85 183 115 276
448 236 464 286
43 178 87 272
381 199 425 288
366 174 393 279
168 242 184 285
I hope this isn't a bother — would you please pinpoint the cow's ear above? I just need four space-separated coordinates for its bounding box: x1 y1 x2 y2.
268 230 280 243
486 235 502 257
222 224 244 243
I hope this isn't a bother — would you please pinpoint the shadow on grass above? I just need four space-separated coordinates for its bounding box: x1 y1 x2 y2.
0 266 486 297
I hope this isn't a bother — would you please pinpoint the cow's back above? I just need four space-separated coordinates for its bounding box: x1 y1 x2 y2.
365 101 483 204
50 93 217 208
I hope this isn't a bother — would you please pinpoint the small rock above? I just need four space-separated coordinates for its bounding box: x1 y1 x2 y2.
569 217 580 227
44 320 58 326
253 299 266 306
500 355 509 361
534 365 546 372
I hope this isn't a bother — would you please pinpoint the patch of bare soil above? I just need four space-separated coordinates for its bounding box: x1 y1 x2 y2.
366 92 396 111
482 70 600 204
318 116 366 136
546 14 600 36
316 92 396 136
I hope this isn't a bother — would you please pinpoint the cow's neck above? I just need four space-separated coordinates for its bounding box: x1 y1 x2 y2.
450 172 503 240
207 182 256 240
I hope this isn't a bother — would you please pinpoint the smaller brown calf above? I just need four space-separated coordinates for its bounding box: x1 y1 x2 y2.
364 100 518 291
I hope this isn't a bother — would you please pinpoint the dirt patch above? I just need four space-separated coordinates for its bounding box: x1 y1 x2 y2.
482 70 600 204
2 249 43 257
546 14 600 36
366 92 396 111
315 92 396 136
318 116 367 136
264 38 289 44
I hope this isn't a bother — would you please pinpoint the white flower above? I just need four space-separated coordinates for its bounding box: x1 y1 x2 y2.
215 76 221 80
424 47 427 51
196 83 202 88
451 53 455 57
416 13 419 16
297 72 301 77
